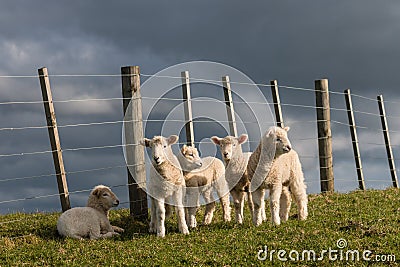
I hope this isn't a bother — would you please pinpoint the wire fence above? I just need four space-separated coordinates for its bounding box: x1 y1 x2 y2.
0 70 399 216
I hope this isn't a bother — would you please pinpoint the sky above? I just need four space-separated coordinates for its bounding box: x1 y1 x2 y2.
1 1 400 214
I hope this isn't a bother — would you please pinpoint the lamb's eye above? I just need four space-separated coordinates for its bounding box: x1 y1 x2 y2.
276 137 282 142
163 145 167 148
102 193 108 197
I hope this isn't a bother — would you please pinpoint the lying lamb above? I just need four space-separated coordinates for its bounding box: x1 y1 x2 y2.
248 126 308 226
178 144 231 228
57 185 124 239
144 135 189 237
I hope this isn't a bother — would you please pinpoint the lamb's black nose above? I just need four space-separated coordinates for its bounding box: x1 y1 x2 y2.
223 152 228 157
284 145 292 152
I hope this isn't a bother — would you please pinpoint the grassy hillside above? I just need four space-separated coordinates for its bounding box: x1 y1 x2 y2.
0 188 399 266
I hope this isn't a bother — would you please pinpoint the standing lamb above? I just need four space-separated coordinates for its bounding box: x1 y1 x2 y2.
248 126 308 226
144 135 189 237
178 145 231 228
57 185 124 239
211 134 265 224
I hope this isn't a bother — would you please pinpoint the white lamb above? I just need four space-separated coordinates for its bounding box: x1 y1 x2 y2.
57 185 124 239
211 134 265 224
177 145 231 228
248 126 308 226
144 135 189 237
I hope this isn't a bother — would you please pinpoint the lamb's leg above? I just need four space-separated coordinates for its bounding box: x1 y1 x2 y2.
214 176 231 222
112 225 125 233
185 206 197 228
154 198 166 237
218 193 231 222
202 187 215 225
269 184 283 225
246 191 254 216
185 187 199 228
230 189 245 224
279 186 292 222
165 204 173 220
252 187 266 227
99 232 120 239
89 226 105 240
149 197 157 234
290 183 308 221
261 198 267 222
173 189 189 235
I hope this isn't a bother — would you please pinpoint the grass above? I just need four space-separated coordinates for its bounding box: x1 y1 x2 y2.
0 188 399 266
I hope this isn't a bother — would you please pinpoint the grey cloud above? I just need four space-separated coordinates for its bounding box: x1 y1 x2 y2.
1 1 400 213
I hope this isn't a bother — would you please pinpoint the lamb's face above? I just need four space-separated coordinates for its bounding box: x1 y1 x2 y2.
180 145 203 170
92 185 120 209
270 126 292 157
211 134 248 161
144 135 178 166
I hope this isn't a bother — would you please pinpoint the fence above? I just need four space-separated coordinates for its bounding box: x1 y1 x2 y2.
0 66 399 221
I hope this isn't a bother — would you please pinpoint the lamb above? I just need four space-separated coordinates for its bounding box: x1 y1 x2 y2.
144 135 189 237
247 126 308 226
177 145 231 228
57 185 124 240
211 134 265 224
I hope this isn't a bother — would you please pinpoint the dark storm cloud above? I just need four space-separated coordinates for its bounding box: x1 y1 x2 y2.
1 1 400 213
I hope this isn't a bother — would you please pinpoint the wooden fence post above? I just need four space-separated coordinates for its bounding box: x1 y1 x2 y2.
121 66 148 220
377 95 399 188
38 67 70 212
181 71 195 147
344 89 365 190
270 80 284 128
222 76 238 137
315 79 334 192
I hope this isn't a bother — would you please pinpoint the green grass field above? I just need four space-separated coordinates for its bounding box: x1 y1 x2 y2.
0 188 399 266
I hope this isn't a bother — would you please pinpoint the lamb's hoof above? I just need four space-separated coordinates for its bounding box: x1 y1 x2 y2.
223 218 231 223
235 214 243 225
253 220 262 227
149 226 156 234
272 221 281 226
280 215 289 222
202 220 212 226
189 220 197 229
181 227 190 235
113 226 125 233
157 231 166 238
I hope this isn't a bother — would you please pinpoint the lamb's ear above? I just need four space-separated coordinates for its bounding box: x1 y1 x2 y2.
238 134 248 144
142 138 151 147
167 135 179 145
92 188 102 198
266 127 276 138
181 144 187 153
210 136 221 145
284 126 290 132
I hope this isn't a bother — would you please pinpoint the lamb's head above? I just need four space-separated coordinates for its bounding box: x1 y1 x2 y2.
179 145 203 171
88 185 120 210
211 134 248 162
264 126 292 157
144 135 178 166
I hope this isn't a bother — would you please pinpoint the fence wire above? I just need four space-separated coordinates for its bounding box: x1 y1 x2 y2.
1 71 399 210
